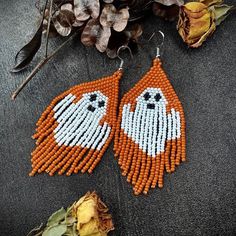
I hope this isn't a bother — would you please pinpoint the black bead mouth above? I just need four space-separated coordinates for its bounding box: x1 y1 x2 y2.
87 105 96 112
147 103 155 109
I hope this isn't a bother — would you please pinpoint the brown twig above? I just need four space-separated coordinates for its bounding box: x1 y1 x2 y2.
45 0 54 57
11 30 80 100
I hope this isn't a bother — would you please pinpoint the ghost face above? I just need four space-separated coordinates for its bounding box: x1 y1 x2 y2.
82 91 108 116
136 87 167 110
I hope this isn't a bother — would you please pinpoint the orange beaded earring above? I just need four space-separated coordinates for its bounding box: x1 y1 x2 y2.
29 46 132 177
114 31 186 195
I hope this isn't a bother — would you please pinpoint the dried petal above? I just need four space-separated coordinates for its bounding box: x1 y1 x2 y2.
100 4 129 32
52 3 75 36
103 0 113 3
74 0 100 21
154 0 184 7
81 19 111 52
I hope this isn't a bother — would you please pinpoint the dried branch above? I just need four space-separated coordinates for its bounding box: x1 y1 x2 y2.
45 0 54 57
11 30 80 100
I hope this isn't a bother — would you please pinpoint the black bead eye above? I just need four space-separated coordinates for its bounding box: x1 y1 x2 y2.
87 105 95 112
155 93 161 102
144 92 151 101
98 100 105 108
89 94 97 101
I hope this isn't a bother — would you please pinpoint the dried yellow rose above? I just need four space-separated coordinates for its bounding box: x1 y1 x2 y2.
73 192 114 236
177 2 216 48
177 0 233 48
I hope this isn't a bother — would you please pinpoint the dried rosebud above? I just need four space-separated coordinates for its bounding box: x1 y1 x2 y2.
100 4 129 32
177 2 216 48
74 0 100 22
73 191 114 236
81 19 111 53
52 3 76 36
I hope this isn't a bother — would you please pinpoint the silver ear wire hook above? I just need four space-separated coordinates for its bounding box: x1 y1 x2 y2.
156 30 164 58
148 30 165 58
117 45 133 70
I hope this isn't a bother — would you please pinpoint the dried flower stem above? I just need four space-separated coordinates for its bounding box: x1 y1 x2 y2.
11 30 80 100
45 0 54 57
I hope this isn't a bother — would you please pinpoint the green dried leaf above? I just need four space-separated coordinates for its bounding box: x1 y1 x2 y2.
42 225 67 236
47 207 66 227
210 4 233 26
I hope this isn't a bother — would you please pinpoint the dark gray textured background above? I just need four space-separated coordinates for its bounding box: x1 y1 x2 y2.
0 1 236 235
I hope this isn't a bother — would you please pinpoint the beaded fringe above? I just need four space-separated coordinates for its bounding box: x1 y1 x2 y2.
30 70 122 176
114 59 186 195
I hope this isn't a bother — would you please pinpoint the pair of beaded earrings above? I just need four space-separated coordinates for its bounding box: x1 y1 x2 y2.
30 31 186 195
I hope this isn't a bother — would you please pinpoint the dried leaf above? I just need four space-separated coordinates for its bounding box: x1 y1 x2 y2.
154 0 184 7
47 207 66 227
200 0 223 7
42 225 67 236
12 23 43 72
81 19 111 52
74 0 100 21
100 4 129 32
152 3 180 21
53 4 75 36
103 0 113 3
210 4 233 26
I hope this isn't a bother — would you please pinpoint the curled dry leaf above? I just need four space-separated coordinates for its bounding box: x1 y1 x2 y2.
81 19 111 52
12 22 43 72
53 3 76 36
177 2 216 48
74 0 100 22
100 4 129 32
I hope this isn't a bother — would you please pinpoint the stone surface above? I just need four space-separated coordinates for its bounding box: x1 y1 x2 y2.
0 0 235 235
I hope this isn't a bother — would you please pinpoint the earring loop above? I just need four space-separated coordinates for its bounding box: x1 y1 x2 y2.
117 45 133 70
148 30 165 58
156 30 164 58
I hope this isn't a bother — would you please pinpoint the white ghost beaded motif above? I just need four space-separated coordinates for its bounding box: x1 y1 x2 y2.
53 91 110 149
121 88 181 157
30 70 122 176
